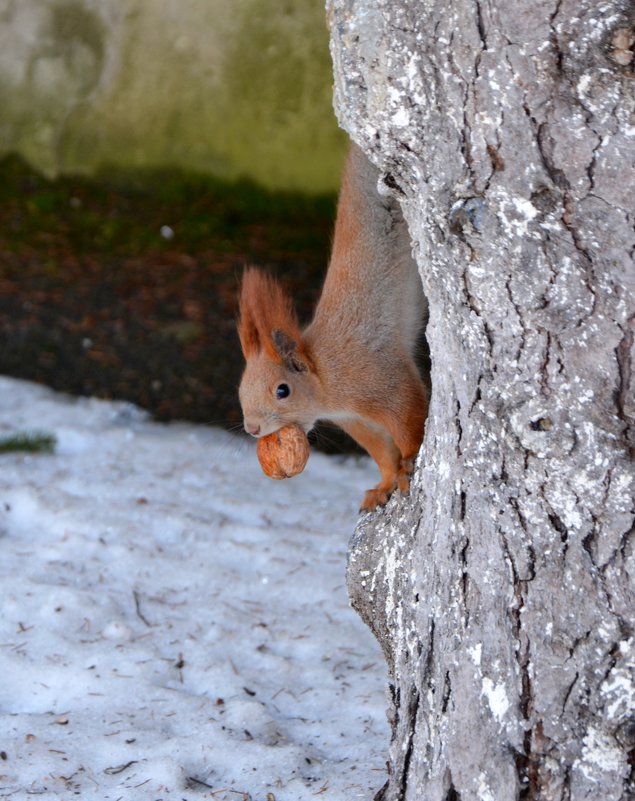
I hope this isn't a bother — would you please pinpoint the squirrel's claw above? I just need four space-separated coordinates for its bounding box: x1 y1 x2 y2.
359 487 390 512
359 480 397 512
360 458 417 512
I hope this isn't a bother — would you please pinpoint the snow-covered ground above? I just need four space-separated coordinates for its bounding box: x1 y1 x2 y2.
0 376 389 800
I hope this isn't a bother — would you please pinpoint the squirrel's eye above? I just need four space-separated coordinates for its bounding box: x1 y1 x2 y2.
276 383 290 400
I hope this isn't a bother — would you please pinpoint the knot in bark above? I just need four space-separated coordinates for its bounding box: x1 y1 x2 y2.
448 197 486 239
508 399 575 458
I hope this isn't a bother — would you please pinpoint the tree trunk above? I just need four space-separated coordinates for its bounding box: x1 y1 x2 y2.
327 1 635 799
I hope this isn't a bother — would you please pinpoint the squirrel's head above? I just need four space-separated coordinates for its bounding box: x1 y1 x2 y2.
237 268 322 438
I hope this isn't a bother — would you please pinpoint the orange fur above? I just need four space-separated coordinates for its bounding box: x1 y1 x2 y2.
237 145 429 511
238 268 305 364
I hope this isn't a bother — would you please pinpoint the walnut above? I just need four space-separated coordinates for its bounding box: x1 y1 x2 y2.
257 424 310 479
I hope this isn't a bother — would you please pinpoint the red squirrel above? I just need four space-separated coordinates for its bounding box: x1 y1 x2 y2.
237 144 428 511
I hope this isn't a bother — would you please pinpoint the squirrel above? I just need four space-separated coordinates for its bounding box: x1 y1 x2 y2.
237 144 429 511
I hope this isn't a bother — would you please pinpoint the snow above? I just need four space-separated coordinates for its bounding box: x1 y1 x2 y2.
0 377 388 800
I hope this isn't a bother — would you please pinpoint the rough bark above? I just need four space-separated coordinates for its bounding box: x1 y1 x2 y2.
327 1 635 799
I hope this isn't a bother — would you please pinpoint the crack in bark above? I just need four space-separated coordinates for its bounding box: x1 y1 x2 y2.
534 120 599 324
561 197 599 326
615 317 635 455
601 520 635 574
539 332 553 396
548 0 564 28
423 616 436 682
500 504 538 796
586 133 604 196
579 504 633 660
481 318 494 355
581 516 600 566
561 671 579 713
621 752 635 801
461 85 475 185
474 0 488 52
505 275 527 364
535 118 570 190
459 533 470 629
460 268 495 357
508 498 537 581
455 398 463 457
468 383 482 416
601 639 621 684
444 28 476 196
396 688 421 801
521 28 603 330
444 783 462 801
598 561 634 649
537 235 561 313
566 630 592 662
455 0 489 194
549 512 569 554
441 670 451 714
516 628 534 799
564 767 572 801
540 483 570 558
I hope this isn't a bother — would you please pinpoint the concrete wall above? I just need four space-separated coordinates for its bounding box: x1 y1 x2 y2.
0 0 346 192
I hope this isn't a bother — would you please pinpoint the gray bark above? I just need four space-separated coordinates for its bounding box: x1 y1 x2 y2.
327 1 635 799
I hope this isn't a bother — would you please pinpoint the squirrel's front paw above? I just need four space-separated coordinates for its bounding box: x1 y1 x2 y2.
360 486 391 512
360 460 418 511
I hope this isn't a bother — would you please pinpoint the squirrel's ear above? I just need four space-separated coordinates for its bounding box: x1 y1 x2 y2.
272 329 312 373
237 303 260 358
237 267 264 358
238 267 310 366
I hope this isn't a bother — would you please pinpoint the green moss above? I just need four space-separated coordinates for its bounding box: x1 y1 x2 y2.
0 152 336 262
0 431 57 454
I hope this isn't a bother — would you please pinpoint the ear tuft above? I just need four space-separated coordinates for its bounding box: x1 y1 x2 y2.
237 268 308 365
237 269 261 357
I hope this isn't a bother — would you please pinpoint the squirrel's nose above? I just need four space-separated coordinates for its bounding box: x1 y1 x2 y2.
245 422 261 437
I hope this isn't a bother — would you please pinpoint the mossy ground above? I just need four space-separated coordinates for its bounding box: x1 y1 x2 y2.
0 154 357 451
